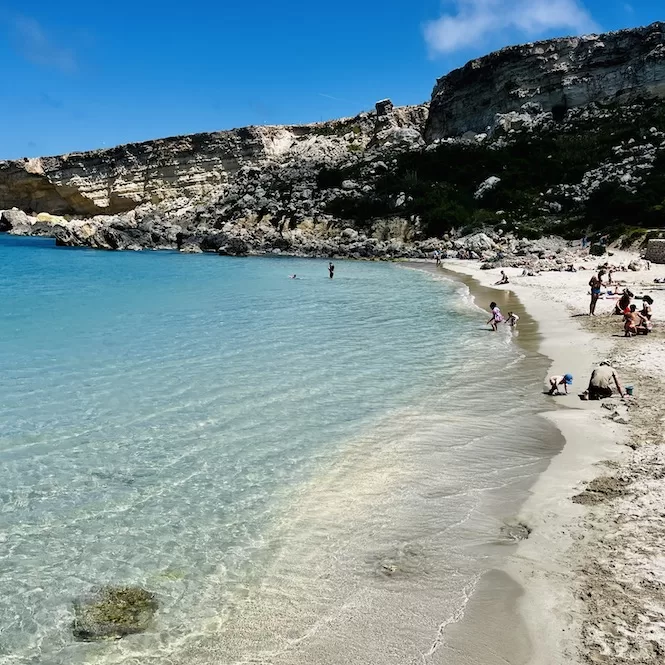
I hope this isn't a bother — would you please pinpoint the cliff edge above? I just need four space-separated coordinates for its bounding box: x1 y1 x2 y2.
425 22 665 140
0 103 427 216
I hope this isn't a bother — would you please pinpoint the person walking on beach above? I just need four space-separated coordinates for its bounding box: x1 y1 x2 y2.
328 262 335 279
548 374 573 395
589 273 602 316
487 302 504 331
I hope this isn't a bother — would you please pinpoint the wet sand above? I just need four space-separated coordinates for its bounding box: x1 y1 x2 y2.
405 261 566 665
439 254 665 664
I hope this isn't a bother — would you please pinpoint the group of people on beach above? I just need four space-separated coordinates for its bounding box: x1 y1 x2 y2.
588 268 655 336
548 362 629 400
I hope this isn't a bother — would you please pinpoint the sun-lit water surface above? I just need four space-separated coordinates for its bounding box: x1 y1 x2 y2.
0 235 556 664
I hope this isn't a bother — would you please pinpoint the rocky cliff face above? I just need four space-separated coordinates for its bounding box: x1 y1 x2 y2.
2 23 665 256
0 103 427 216
425 22 665 140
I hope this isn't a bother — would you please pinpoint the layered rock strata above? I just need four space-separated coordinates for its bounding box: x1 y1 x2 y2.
425 22 665 140
0 103 428 216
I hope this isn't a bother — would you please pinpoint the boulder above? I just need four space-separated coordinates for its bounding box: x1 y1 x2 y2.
217 237 249 256
474 176 501 200
72 586 158 641
1 208 34 231
463 232 496 253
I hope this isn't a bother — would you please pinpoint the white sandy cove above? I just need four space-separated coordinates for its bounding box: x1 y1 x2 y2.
443 252 665 665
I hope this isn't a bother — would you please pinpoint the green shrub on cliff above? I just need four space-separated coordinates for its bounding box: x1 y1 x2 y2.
323 99 665 239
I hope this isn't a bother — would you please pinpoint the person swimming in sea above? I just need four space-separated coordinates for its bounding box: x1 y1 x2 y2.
487 302 504 331
328 262 335 279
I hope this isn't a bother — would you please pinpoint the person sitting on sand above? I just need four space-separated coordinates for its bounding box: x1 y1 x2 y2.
615 289 633 315
506 311 520 328
548 374 573 395
487 302 504 331
589 273 602 316
582 362 625 400
495 271 509 285
624 305 647 337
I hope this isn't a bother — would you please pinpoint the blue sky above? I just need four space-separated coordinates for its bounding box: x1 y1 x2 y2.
0 0 661 159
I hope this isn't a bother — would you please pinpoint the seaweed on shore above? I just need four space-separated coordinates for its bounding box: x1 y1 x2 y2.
72 585 158 641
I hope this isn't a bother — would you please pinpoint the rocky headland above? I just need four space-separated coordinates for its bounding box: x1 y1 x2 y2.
1 22 665 259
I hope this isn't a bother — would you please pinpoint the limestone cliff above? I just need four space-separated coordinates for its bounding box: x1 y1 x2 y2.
3 23 665 255
0 104 427 216
425 22 665 140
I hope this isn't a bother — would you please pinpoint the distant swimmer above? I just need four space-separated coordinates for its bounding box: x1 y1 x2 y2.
289 274 298 279
328 262 335 279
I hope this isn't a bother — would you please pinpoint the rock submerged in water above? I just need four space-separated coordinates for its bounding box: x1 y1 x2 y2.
72 585 158 641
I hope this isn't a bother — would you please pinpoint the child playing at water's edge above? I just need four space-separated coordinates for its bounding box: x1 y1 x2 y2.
548 374 573 395
487 302 504 331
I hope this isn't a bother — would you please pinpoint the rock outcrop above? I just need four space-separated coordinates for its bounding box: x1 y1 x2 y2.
0 103 428 216
425 22 665 140
72 586 158 641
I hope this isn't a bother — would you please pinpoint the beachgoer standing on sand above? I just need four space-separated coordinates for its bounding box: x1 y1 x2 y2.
328 262 335 279
548 374 573 395
487 302 504 331
583 362 625 400
589 273 602 316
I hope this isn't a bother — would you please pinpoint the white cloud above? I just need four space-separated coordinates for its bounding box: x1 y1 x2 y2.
11 15 77 72
424 0 599 55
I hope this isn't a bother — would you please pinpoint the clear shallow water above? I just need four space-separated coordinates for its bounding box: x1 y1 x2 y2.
0 236 557 664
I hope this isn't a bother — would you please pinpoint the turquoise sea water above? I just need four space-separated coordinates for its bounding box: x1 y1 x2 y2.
0 235 556 664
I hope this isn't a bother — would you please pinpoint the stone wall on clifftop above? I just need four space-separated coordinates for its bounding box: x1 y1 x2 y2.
425 22 665 140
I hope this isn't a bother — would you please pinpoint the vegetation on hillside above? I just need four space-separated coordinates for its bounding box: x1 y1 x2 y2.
319 100 665 240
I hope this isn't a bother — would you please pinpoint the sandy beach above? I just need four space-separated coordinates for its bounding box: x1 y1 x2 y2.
440 251 665 664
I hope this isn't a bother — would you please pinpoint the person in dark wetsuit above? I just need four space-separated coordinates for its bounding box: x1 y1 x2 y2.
328 262 335 279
